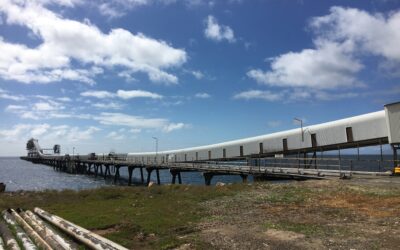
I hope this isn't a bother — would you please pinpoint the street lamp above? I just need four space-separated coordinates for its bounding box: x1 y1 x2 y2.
152 137 158 162
294 118 304 142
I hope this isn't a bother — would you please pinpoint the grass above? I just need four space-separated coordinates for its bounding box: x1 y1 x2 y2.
1 179 400 249
0 184 248 249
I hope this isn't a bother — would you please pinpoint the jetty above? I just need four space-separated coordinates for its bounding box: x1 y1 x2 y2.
21 102 400 185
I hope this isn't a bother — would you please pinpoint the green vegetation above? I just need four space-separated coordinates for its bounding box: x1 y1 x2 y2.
1 179 400 249
0 184 248 249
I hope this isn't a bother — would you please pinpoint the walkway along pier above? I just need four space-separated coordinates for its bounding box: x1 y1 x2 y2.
21 102 400 185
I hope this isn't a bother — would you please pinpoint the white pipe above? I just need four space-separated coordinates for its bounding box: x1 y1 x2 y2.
34 208 128 250
19 210 65 250
0 235 4 250
0 219 20 250
9 209 53 250
2 211 37 250
25 210 78 250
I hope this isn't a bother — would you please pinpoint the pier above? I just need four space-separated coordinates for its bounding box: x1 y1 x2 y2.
20 102 400 185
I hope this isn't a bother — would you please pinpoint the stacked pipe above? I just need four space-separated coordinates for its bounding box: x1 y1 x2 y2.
34 207 129 250
0 219 20 250
2 210 37 250
0 208 128 250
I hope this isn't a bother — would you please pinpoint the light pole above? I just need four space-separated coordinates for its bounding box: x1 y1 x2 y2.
294 118 304 142
73 147 75 158
152 137 158 162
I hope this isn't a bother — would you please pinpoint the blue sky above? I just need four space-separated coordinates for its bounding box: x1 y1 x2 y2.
0 0 399 156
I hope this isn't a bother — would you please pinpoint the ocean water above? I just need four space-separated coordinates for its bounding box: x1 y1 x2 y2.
0 157 252 192
0 154 395 192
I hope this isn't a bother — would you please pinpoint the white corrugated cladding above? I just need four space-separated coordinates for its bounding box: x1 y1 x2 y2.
385 102 400 144
127 108 396 162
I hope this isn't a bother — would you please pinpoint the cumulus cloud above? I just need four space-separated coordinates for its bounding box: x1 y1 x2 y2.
247 7 400 92
80 89 162 99
204 15 235 43
247 40 363 89
0 0 187 84
310 6 400 62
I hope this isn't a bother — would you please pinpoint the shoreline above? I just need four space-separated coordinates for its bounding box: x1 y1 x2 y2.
1 177 400 249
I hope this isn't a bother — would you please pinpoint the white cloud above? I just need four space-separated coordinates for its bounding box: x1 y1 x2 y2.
162 122 187 132
106 131 124 140
233 89 360 102
247 40 363 89
116 90 162 99
130 128 141 133
311 6 400 62
80 91 115 99
57 97 72 102
204 15 235 43
6 100 91 120
194 92 211 98
80 89 163 100
233 90 283 101
0 124 31 141
94 112 188 132
248 7 400 91
0 0 187 84
33 101 63 111
190 70 204 79
5 104 26 112
91 102 122 110
0 88 26 101
0 123 100 142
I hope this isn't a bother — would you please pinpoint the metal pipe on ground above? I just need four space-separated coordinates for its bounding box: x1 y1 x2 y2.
0 219 20 250
8 209 53 250
0 235 4 250
17 209 65 250
34 207 129 250
25 210 79 250
2 211 37 250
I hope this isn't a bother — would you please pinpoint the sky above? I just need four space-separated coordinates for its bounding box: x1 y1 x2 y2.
0 0 399 156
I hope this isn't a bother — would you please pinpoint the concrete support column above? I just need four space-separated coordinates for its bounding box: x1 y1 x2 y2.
104 165 110 179
156 169 161 185
128 166 134 186
140 167 144 183
113 166 120 184
392 144 399 169
240 174 248 183
94 164 99 178
203 172 213 186
146 168 153 185
100 164 104 176
171 170 183 184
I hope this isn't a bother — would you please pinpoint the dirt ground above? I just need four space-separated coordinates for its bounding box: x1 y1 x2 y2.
193 177 400 250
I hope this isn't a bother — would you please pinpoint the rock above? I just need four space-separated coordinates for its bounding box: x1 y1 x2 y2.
148 181 155 187
216 182 226 187
0 183 5 192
